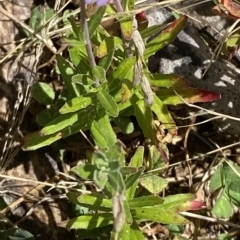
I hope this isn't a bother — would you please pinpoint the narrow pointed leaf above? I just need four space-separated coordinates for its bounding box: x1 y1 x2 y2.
56 55 80 97
161 194 195 210
90 114 117 147
128 196 164 208
156 88 221 105
39 111 83 136
97 89 119 117
23 119 89 150
59 94 93 114
97 37 123 58
69 47 90 74
88 6 107 39
140 23 167 39
125 147 144 200
149 73 190 88
145 16 188 58
131 207 189 224
71 164 96 180
67 213 113 229
134 100 158 144
32 82 55 105
78 194 112 210
119 17 133 40
151 94 177 135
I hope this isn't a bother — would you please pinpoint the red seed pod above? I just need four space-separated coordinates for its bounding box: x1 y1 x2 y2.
136 11 148 23
135 11 148 31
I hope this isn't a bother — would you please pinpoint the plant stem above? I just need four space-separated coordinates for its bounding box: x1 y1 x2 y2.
80 0 100 87
112 0 133 58
112 0 123 13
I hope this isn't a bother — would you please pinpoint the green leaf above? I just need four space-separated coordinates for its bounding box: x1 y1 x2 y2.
156 88 221 105
125 147 144 200
114 116 134 134
39 112 82 136
212 190 232 219
92 66 107 83
88 6 107 39
139 175 168 194
23 131 63 151
23 119 89 151
134 100 157 144
0 228 35 240
94 169 109 189
36 108 60 126
71 164 96 180
228 180 240 207
59 94 93 114
131 207 189 224
147 145 167 171
209 164 223 191
68 17 84 43
77 194 112 211
161 194 195 210
97 37 123 58
67 213 113 229
97 89 119 117
90 114 117 148
119 16 133 40
108 57 135 91
140 23 167 40
108 171 126 194
218 233 231 240
125 166 144 192
119 221 145 240
144 16 187 59
56 54 80 97
128 196 164 208
32 82 55 105
72 74 94 86
123 200 133 225
151 94 177 135
166 224 184 234
28 6 41 31
149 73 190 88
100 143 125 165
98 48 115 71
69 47 90 74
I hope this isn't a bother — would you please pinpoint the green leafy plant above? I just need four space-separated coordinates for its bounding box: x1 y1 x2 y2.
22 0 221 238
66 144 203 239
209 161 240 219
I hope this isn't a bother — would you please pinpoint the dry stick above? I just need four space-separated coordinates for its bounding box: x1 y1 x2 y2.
209 139 240 178
203 19 240 75
0 175 61 215
144 141 240 176
180 211 240 229
0 6 56 54
0 174 91 214
183 116 194 190
0 0 72 64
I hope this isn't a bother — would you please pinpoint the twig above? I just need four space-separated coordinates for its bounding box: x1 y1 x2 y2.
144 141 240 176
180 211 240 229
79 0 99 87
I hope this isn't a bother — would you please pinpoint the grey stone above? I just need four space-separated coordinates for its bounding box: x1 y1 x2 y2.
146 3 240 134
